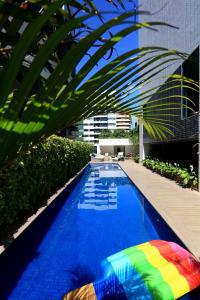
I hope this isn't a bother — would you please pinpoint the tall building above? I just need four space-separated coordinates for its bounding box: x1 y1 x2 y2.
76 113 131 144
138 0 199 166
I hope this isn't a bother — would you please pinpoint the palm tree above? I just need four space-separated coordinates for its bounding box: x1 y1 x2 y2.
0 0 198 166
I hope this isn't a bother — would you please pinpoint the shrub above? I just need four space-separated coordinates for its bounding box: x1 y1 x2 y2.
0 135 93 231
133 155 139 163
143 158 198 189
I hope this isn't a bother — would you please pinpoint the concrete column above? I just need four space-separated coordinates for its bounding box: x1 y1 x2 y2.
139 120 145 163
96 144 101 155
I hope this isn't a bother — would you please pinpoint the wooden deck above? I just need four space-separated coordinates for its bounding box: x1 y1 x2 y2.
119 160 200 260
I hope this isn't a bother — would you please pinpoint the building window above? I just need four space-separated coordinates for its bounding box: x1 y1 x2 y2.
94 124 107 127
181 47 199 119
94 117 108 121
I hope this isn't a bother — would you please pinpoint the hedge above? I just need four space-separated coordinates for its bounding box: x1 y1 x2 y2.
143 158 198 189
0 135 93 232
133 155 139 163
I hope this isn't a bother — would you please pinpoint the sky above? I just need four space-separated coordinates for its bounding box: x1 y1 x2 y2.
75 0 139 127
76 0 138 74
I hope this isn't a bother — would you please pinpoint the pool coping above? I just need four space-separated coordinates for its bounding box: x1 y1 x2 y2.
2 159 199 261
90 161 186 247
118 160 200 260
0 163 89 255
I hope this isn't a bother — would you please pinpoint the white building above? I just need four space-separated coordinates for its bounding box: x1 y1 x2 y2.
76 113 131 144
97 138 133 156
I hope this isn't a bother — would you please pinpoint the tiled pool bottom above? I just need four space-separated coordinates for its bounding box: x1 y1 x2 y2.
1 163 200 299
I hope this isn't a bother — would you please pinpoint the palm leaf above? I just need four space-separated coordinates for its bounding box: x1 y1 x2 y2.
0 1 199 166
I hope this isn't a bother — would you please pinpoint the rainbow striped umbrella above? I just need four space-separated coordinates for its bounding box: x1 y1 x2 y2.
63 240 200 300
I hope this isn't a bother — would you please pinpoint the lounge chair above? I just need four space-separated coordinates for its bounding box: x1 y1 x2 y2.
112 152 124 161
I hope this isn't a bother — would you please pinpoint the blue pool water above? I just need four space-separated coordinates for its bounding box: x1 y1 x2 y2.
1 163 200 299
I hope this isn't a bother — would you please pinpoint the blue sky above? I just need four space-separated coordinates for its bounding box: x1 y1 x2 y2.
77 0 138 73
76 0 139 127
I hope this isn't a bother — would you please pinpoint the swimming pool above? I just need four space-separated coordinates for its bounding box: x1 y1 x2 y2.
0 163 200 299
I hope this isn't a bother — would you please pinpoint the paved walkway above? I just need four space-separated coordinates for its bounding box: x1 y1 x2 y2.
119 160 200 260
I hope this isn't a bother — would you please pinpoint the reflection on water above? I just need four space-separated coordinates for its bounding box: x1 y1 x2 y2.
78 164 128 211
7 163 200 300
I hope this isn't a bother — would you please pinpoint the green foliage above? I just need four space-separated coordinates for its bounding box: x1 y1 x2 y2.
99 129 129 138
143 158 198 189
0 135 92 230
0 1 198 166
99 128 139 144
98 129 113 138
133 154 139 163
128 128 139 144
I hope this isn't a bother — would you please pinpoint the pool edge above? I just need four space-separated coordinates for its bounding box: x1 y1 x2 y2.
118 161 200 261
0 162 90 255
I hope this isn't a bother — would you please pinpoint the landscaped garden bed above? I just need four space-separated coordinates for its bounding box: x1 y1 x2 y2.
0 135 92 239
143 158 198 190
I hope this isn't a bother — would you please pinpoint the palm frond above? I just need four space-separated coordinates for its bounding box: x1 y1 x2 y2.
0 0 199 166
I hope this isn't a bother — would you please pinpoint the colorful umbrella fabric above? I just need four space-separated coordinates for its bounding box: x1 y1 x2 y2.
63 240 200 300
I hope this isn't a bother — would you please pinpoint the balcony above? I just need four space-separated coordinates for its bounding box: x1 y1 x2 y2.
94 124 108 128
